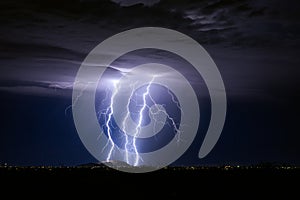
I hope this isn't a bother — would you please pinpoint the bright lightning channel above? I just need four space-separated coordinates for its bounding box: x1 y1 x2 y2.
101 80 120 162
147 91 183 144
100 76 184 166
132 76 156 166
121 81 138 164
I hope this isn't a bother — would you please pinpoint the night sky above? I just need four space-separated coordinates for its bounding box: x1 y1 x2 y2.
0 0 299 166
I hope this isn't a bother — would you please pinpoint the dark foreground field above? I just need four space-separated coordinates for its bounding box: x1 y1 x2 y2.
1 164 299 197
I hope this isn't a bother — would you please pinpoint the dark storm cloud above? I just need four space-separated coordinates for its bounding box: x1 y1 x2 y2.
0 0 299 98
156 0 300 47
112 0 160 6
0 40 85 96
1 0 298 47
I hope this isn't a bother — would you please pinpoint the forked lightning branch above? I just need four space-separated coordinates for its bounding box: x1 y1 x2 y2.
98 75 183 166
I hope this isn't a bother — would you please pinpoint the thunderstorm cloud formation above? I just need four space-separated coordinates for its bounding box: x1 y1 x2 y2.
0 0 299 166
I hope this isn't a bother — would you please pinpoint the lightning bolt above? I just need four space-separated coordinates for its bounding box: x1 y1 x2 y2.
97 87 110 141
97 79 133 164
97 76 184 167
131 76 156 166
122 81 138 164
101 80 120 162
147 90 183 144
66 81 94 115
